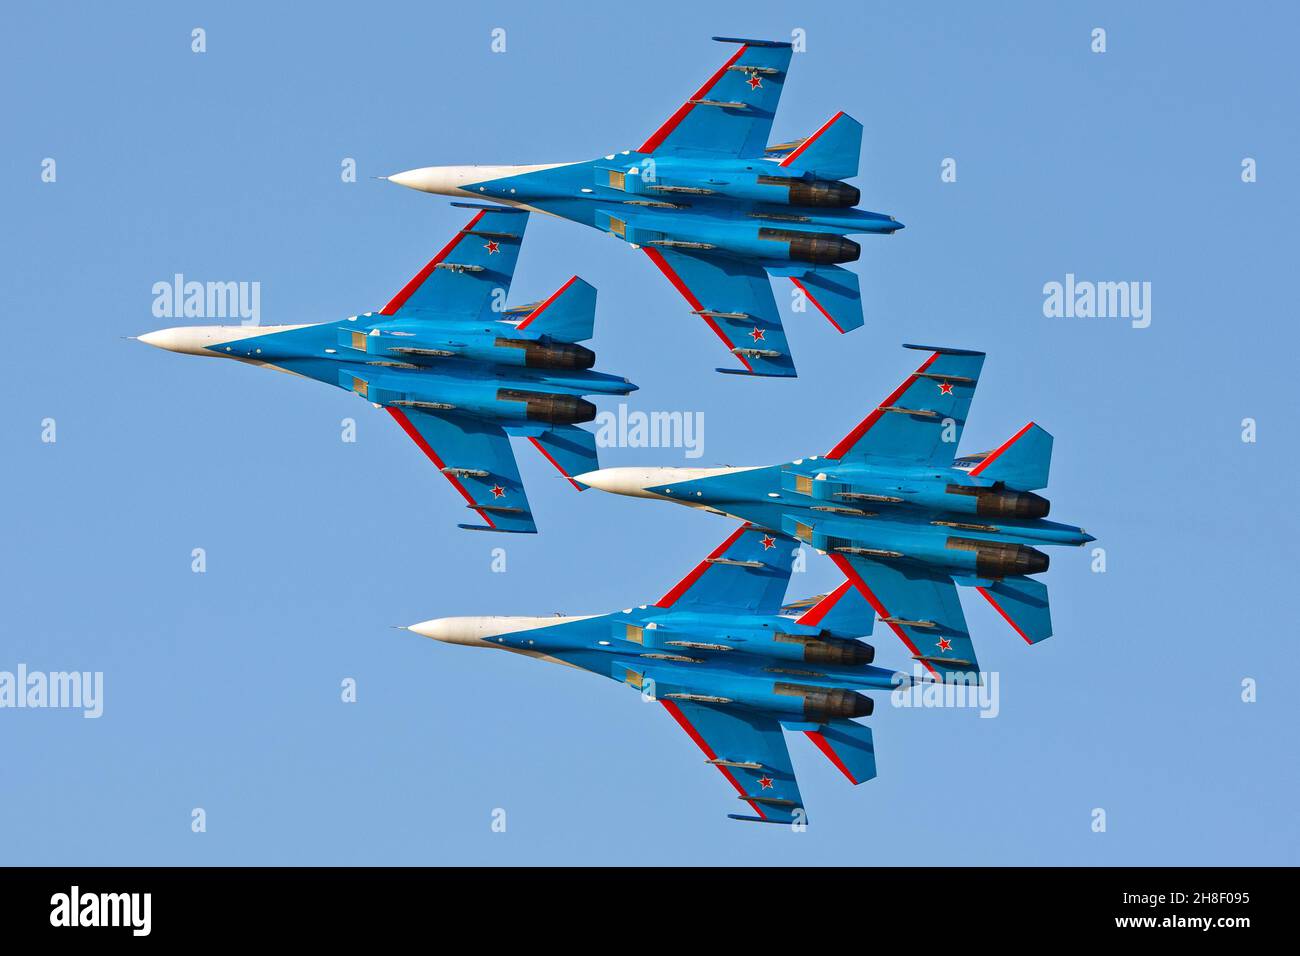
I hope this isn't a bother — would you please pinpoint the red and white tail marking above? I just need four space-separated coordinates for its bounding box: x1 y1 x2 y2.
969 421 1036 477
795 580 855 628
804 729 859 784
778 110 847 169
976 586 1033 645
515 275 578 332
789 277 847 333
527 436 583 492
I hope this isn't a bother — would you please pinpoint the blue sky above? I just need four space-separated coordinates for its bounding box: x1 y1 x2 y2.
2 0 1296 865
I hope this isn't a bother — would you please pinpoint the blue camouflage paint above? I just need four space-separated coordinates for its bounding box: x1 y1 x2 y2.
388 37 902 378
579 345 1095 682
139 205 636 534
412 524 902 825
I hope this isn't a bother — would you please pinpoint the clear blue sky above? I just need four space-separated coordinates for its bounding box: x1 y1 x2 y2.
3 1 1296 865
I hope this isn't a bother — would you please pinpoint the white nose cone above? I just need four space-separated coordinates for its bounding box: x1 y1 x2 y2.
385 163 569 198
408 615 594 647
136 325 308 356
574 466 758 499
387 166 480 197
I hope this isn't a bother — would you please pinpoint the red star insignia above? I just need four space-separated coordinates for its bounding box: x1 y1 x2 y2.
490 485 506 499
747 72 763 91
760 535 776 550
749 327 766 342
938 381 954 395
758 776 774 790
937 637 953 652
484 240 500 254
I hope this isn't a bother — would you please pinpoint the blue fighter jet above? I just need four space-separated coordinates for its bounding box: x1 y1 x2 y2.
410 524 905 825
577 345 1095 680
138 204 636 533
387 37 901 378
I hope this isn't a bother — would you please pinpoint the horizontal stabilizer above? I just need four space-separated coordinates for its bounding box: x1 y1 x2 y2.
789 266 864 334
528 426 598 491
977 576 1053 644
514 276 597 343
777 111 862 181
805 720 877 785
967 422 1053 491
789 580 875 639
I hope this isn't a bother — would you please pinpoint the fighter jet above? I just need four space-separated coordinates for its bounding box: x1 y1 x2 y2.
410 524 905 824
577 345 1094 680
137 204 636 533
387 36 901 378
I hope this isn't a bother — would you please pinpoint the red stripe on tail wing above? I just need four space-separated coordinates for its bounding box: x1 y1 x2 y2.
976 586 1033 645
527 436 583 492
778 110 847 168
795 580 854 628
968 421 1036 477
804 730 859 784
790 276 846 333
514 275 578 331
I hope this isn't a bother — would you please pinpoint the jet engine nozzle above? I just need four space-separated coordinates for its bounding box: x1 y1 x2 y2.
800 635 875 666
497 389 596 425
948 537 1050 578
776 682 874 719
759 228 860 264
787 179 860 208
496 337 595 371
976 489 1050 520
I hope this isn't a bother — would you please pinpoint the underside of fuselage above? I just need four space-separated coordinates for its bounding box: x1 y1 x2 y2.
141 316 632 429
390 158 899 252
